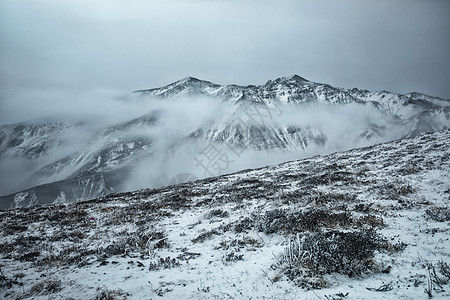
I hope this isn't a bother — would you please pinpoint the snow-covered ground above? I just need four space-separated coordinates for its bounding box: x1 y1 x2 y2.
1 130 449 299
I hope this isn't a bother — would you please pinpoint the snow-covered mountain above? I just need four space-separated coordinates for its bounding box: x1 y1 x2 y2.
1 130 449 298
0 75 449 208
136 75 448 149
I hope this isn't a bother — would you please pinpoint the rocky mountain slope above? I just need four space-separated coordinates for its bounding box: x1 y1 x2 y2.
1 130 449 299
1 75 448 208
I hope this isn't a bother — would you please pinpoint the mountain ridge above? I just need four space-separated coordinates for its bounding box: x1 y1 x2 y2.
135 74 449 103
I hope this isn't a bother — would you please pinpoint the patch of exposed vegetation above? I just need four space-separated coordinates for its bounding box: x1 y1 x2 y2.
94 287 129 300
30 278 62 295
375 180 416 200
192 229 220 243
425 206 450 222
257 208 354 234
279 229 402 289
148 257 180 271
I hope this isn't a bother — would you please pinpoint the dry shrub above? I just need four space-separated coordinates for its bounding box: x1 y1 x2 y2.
279 229 398 289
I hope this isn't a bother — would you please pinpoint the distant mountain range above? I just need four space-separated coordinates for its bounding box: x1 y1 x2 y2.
1 75 449 209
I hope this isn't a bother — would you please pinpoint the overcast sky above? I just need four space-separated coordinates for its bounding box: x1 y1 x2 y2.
1 0 449 99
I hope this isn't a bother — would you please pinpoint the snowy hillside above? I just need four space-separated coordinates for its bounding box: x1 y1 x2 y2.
1 130 449 299
1 75 448 208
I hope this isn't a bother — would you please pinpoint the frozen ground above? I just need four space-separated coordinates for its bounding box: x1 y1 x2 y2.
1 130 449 299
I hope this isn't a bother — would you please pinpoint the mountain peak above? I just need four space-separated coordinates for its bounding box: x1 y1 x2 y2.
266 74 310 86
182 76 201 82
173 76 202 86
287 74 309 82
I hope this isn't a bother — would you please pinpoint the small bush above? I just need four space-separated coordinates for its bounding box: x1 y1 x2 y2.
234 217 253 233
104 231 166 256
215 236 263 251
148 257 179 271
425 260 450 294
94 287 128 300
425 207 450 222
30 278 62 295
257 208 354 234
206 209 229 219
192 229 220 243
279 229 395 289
357 215 385 228
224 252 244 262
377 180 415 200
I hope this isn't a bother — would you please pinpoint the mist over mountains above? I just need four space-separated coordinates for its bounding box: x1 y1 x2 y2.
1 75 449 209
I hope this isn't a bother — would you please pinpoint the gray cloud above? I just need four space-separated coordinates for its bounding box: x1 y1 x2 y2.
122 100 406 192
0 0 449 110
